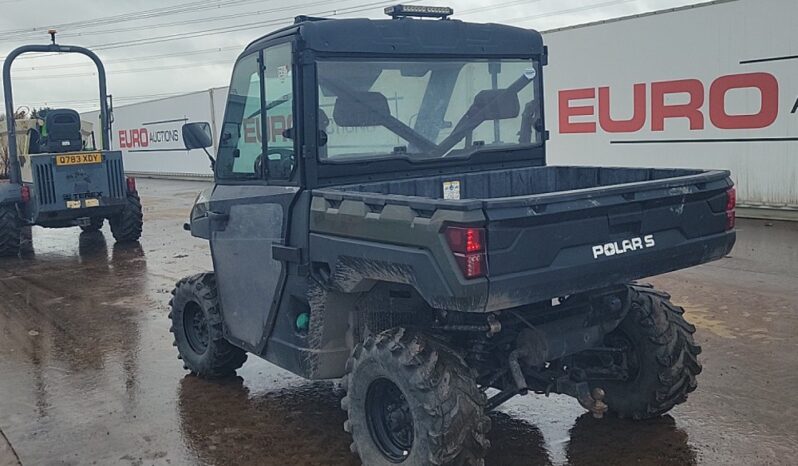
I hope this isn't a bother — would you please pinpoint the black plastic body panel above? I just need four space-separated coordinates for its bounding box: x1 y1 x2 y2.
310 233 489 312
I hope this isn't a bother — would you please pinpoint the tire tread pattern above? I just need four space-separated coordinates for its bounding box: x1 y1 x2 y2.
608 285 702 419
0 204 20 257
110 192 143 242
168 273 247 378
342 328 490 466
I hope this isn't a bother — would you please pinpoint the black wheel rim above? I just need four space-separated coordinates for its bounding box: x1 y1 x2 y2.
365 378 414 462
183 302 210 355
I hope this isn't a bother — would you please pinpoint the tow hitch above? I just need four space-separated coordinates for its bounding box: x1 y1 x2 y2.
499 352 609 418
557 379 608 419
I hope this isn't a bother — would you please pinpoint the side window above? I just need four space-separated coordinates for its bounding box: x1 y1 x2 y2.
262 43 295 181
215 45 296 182
216 53 263 180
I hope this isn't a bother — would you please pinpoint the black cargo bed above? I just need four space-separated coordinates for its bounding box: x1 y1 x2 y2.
314 165 735 311
323 166 728 211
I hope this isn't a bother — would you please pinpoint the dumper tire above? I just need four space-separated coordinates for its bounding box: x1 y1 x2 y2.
0 203 21 257
342 328 490 466
594 284 702 420
80 217 104 232
169 273 247 378
110 192 143 243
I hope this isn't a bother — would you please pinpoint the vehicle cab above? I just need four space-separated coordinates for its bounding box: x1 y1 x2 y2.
188 5 547 189
183 6 548 353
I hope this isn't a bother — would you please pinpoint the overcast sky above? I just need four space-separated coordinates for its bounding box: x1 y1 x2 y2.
0 0 704 114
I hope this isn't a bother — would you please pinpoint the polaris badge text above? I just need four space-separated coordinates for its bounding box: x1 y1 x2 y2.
592 235 656 259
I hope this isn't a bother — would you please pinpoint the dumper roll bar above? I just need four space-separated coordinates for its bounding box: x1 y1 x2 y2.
2 39 112 184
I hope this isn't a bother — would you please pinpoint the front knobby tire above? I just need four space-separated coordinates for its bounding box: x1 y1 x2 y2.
80 217 105 232
342 328 490 466
0 203 21 257
169 273 247 378
110 192 143 243
595 284 702 420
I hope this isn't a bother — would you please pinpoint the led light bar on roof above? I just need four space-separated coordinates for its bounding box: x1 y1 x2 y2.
384 4 454 19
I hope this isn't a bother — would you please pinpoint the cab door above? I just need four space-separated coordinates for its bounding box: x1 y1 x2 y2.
208 43 299 351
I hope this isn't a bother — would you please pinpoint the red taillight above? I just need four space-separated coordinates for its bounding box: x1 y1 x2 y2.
726 187 736 211
725 187 736 230
20 185 31 203
445 226 487 279
445 226 485 253
126 176 137 193
454 252 486 278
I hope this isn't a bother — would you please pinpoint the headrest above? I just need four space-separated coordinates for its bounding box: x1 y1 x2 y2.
333 91 390 127
472 89 520 120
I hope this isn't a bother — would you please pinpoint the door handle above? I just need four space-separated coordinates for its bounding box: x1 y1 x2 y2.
207 211 229 231
272 244 302 263
207 211 229 222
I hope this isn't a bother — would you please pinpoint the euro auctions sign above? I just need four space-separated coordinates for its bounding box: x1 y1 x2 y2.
117 119 186 151
118 127 181 149
558 72 782 134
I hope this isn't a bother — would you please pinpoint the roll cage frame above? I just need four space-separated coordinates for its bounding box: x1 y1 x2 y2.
2 41 113 184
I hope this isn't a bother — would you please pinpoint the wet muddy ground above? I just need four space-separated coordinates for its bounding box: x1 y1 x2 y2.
0 178 796 465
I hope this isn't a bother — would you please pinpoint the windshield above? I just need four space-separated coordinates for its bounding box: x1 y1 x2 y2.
317 58 541 162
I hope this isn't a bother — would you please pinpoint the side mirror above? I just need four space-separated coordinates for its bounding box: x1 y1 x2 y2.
182 122 213 150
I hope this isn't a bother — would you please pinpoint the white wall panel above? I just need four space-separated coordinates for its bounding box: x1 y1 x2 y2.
544 0 796 208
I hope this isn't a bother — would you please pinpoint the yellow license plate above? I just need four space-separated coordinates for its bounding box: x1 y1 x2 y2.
55 153 102 166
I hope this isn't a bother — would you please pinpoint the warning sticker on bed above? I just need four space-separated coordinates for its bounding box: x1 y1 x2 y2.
443 180 461 200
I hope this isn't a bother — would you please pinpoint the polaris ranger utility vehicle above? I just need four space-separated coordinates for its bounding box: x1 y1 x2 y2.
0 33 143 256
170 6 736 465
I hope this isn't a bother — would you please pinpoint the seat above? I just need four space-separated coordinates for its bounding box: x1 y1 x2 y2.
42 109 83 153
27 128 41 154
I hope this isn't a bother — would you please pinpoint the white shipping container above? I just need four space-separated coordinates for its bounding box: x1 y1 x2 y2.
83 0 796 212
544 0 797 210
83 88 225 178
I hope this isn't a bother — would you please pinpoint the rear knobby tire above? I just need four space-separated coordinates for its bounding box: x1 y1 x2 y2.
342 328 490 466
80 217 104 232
595 284 702 420
110 192 143 243
0 203 21 257
169 273 247 378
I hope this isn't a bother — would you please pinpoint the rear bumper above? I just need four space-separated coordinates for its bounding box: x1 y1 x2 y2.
485 230 735 311
28 197 128 227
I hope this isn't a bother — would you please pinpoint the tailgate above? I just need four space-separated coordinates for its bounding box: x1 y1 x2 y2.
483 169 736 311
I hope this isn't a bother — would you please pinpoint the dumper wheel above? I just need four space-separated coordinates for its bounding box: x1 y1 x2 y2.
169 273 247 378
594 285 702 420
0 203 21 257
342 328 490 465
80 217 104 232
110 192 143 243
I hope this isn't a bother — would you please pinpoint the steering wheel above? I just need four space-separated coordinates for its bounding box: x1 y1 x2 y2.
254 147 295 180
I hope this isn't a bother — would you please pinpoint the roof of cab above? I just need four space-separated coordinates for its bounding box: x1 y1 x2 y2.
244 17 544 57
